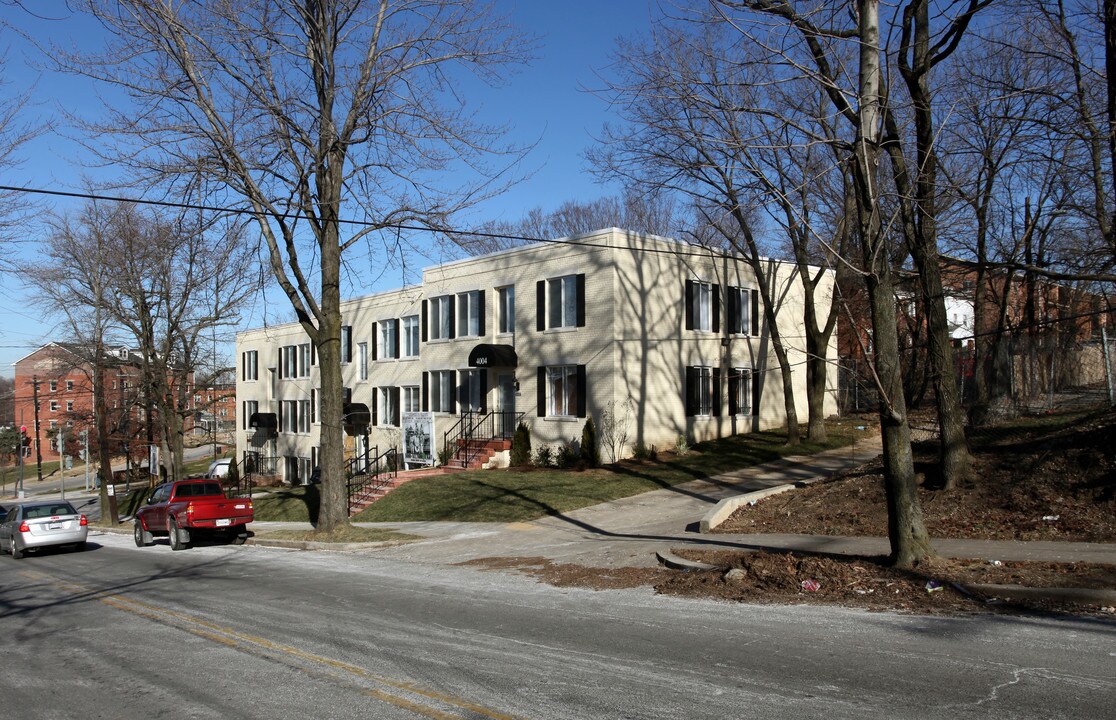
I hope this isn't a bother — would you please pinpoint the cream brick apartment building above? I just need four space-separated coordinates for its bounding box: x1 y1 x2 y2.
235 229 838 484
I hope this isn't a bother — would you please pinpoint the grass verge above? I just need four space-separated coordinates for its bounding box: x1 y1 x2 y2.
252 525 419 544
349 418 871 524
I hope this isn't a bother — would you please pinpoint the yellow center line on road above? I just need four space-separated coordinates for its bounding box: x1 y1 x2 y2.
28 571 523 720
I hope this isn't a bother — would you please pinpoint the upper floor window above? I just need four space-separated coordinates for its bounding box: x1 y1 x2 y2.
339 325 353 363
429 296 454 341
728 286 757 336
358 342 368 380
457 290 483 338
537 274 585 331
497 286 515 335
685 280 720 333
402 316 420 357
49 400 58 412
49 380 57 392
242 350 258 381
298 343 311 375
66 380 74 391
377 319 399 360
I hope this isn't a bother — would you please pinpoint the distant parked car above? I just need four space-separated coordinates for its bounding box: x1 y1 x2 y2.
0 501 89 559
207 458 232 479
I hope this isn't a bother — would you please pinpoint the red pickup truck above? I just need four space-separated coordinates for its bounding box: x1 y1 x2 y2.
134 479 254 550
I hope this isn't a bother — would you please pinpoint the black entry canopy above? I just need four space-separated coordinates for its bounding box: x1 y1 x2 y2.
248 412 277 430
468 343 518 368
343 403 371 429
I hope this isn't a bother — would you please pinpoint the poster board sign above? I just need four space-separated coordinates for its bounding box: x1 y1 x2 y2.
402 412 434 466
149 445 160 477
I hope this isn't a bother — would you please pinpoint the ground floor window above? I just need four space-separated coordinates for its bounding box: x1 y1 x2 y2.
538 365 586 418
285 455 311 485
458 369 485 412
430 370 456 414
685 366 721 417
729 368 752 416
402 385 420 413
377 386 400 426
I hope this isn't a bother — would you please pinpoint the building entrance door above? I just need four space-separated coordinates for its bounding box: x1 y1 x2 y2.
496 373 516 438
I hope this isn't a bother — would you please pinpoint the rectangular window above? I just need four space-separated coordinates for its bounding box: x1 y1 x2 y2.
497 286 515 334
685 366 721 417
298 399 311 433
242 400 258 430
66 401 74 412
242 350 258 381
685 280 721 333
49 380 57 392
379 319 398 359
457 290 482 338
402 316 420 357
545 366 579 417
341 325 353 363
66 380 74 391
458 369 483 412
278 345 297 379
430 370 455 413
548 276 577 329
402 385 421 413
310 389 318 424
358 342 368 380
729 368 752 415
298 343 311 377
430 296 454 340
378 387 398 427
281 399 299 433
728 286 757 336
50 400 58 412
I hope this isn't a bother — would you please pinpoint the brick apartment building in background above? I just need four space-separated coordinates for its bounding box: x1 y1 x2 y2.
193 367 237 437
13 343 195 464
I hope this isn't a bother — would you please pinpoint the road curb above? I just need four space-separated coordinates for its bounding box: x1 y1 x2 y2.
655 550 721 571
699 484 800 533
962 583 1116 606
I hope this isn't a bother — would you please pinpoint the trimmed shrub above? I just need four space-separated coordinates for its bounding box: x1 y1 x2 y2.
533 444 553 467
555 439 579 469
510 422 532 466
581 417 599 467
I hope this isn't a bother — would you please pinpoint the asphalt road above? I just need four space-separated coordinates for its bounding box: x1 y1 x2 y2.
1 531 1112 719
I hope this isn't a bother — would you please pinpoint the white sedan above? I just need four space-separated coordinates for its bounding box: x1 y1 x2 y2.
0 501 89 559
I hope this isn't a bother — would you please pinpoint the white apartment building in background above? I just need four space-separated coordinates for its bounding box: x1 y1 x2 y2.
235 228 839 485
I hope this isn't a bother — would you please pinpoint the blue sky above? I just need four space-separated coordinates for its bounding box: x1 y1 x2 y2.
0 0 660 377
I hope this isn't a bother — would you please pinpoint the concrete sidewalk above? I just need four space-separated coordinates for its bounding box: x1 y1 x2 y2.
248 435 1114 578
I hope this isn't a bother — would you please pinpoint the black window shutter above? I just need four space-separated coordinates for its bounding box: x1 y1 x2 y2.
712 367 722 416
685 366 696 416
392 319 400 359
391 387 400 425
751 289 760 336
478 291 486 336
728 371 739 415
752 371 760 416
576 364 587 418
277 402 284 431
421 300 428 342
728 287 739 334
448 372 457 415
712 285 721 333
479 371 488 413
422 372 429 412
448 295 456 339
370 387 378 426
576 274 586 327
684 280 694 330
371 322 378 361
537 367 547 417
240 353 245 381
536 280 545 331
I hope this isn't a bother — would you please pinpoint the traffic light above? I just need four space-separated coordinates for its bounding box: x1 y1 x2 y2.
19 426 30 457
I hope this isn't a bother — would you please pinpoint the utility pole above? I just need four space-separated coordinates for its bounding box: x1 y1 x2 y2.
59 425 66 500
32 376 43 482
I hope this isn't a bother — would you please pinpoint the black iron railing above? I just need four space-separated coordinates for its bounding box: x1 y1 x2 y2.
223 452 279 498
346 446 399 515
441 410 523 469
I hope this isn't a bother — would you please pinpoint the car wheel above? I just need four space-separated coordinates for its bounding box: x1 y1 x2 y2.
134 522 152 548
168 518 186 551
231 531 248 546
11 539 23 560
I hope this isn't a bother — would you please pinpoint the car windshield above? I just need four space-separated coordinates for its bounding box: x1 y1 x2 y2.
24 504 77 519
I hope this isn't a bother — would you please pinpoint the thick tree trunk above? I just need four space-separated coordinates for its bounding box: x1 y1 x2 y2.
856 0 934 568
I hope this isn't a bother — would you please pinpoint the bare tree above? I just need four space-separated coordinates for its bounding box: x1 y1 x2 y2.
56 0 530 531
0 51 42 271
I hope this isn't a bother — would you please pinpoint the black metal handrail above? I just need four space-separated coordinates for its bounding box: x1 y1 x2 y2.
223 453 280 498
441 410 523 468
346 446 399 515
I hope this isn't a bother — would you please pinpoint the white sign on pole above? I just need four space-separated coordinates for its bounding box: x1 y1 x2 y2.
402 412 434 466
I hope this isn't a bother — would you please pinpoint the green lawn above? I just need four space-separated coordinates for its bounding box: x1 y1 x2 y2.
0 460 64 495
345 418 870 524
